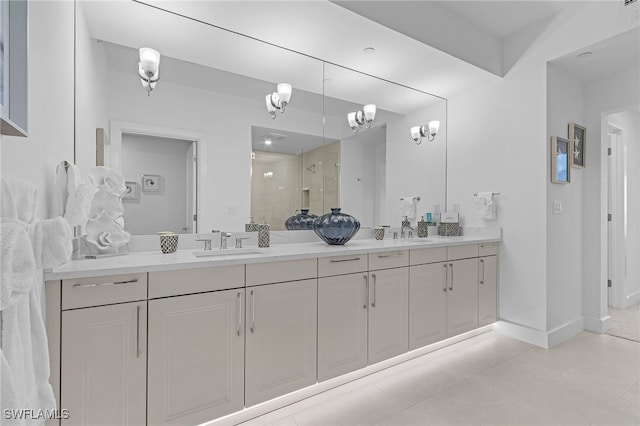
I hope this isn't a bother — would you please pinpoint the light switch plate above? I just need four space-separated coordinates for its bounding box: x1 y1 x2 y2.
553 200 563 214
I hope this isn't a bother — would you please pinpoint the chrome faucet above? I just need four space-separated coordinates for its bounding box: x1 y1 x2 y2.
195 235 213 250
220 232 232 250
401 223 414 239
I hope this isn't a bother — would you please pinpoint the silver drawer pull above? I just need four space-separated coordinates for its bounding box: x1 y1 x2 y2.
136 305 141 359
250 290 256 334
72 278 139 288
363 275 368 310
371 274 377 308
443 264 448 292
480 259 485 285
330 257 361 263
237 292 243 336
377 253 404 259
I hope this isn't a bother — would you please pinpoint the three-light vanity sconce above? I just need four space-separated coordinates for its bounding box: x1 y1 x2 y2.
138 47 161 96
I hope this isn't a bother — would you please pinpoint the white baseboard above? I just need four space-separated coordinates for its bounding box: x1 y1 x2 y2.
494 317 584 348
584 315 611 333
624 291 640 309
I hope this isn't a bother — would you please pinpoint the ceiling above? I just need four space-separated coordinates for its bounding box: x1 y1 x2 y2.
135 0 638 99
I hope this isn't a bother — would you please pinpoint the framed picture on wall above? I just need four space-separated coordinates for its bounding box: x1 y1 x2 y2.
142 174 160 192
123 181 139 201
568 123 586 168
551 136 570 184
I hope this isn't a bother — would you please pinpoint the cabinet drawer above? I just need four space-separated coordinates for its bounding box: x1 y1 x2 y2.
479 242 499 256
368 250 409 271
246 258 317 286
410 247 447 266
318 254 368 277
148 264 244 298
62 273 147 310
446 244 479 261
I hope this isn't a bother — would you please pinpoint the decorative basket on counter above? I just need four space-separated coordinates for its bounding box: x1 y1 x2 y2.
313 208 360 245
438 223 461 237
285 209 318 230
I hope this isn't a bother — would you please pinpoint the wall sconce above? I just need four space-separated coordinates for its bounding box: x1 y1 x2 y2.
266 83 292 119
347 104 376 134
138 47 160 96
411 121 440 144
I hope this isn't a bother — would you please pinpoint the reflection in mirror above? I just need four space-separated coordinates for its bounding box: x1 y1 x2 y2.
74 1 447 235
75 0 323 234
323 63 447 228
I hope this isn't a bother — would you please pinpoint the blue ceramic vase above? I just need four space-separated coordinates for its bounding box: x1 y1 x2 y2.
285 209 318 230
313 208 360 245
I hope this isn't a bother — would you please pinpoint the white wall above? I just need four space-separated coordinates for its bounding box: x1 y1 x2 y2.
1 1 74 218
583 66 640 329
121 133 191 235
546 64 583 333
447 2 637 346
340 125 385 227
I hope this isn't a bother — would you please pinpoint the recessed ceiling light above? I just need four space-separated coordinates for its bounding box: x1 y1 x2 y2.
264 138 272 145
363 47 375 55
577 51 593 59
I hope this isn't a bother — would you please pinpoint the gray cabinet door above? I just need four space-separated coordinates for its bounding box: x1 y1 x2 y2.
318 273 368 381
409 262 447 350
479 256 498 326
368 268 409 364
61 302 146 426
147 289 245 425
446 258 479 337
245 279 317 407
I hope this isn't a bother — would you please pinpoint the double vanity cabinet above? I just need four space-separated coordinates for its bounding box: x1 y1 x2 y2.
44 240 498 426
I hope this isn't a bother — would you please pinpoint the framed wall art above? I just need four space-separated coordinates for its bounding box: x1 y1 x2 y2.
142 174 160 192
122 181 139 201
568 123 586 168
551 136 570 184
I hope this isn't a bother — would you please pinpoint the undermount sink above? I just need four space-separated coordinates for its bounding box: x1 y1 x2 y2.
402 238 453 244
193 249 263 258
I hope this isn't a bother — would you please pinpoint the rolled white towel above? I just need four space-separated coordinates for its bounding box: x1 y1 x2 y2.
1 220 36 311
1 177 37 223
86 210 131 253
475 192 496 221
400 197 418 221
30 217 73 269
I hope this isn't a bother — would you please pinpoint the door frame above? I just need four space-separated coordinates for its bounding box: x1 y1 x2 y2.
109 120 205 234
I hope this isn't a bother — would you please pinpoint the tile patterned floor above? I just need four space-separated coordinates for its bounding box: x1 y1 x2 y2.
607 303 640 343
239 331 640 426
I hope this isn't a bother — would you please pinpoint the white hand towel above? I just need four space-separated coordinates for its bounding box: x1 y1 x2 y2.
1 177 37 223
1 220 36 311
475 192 496 221
29 217 73 269
400 197 418 221
53 161 82 218
87 166 126 196
88 187 124 219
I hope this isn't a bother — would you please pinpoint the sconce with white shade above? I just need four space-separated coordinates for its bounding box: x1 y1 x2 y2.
138 47 160 96
347 104 376 134
411 120 440 144
266 83 293 119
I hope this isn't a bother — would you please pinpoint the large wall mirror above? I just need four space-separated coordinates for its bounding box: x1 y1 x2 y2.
74 1 447 235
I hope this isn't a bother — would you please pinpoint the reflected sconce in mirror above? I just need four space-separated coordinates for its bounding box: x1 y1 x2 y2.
347 104 376 134
138 47 160 96
266 83 293 119
411 120 440 144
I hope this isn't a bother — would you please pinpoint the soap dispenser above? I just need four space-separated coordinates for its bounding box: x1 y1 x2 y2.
245 217 258 232
257 218 270 248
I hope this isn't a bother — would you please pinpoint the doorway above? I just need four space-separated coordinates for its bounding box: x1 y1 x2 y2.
605 110 640 342
121 133 197 235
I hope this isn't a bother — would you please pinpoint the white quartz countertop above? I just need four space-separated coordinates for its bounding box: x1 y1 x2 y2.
44 235 500 281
